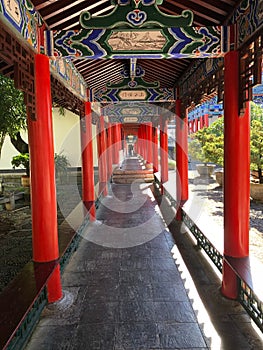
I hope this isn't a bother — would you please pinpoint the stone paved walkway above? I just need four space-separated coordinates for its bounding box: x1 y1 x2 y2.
25 158 263 349
26 180 210 349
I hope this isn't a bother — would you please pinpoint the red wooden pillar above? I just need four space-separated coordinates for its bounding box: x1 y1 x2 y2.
176 100 189 220
81 101 96 221
199 115 204 129
106 122 113 178
28 54 62 302
195 118 199 132
140 125 145 159
152 125 159 173
160 116 168 184
144 124 148 160
112 124 119 164
146 122 153 164
137 125 142 156
222 50 250 299
204 113 209 127
189 120 194 134
117 123 122 161
97 117 108 196
111 124 116 163
140 124 144 158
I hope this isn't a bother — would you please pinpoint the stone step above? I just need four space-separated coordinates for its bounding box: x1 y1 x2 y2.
113 169 153 175
112 177 154 184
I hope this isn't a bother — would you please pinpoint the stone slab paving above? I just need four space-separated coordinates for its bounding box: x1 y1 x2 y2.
25 159 263 349
26 180 210 350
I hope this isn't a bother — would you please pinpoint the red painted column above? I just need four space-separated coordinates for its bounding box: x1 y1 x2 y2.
141 125 145 158
152 125 159 173
80 101 96 221
222 50 250 299
137 125 142 156
112 124 119 164
199 115 204 129
160 116 168 183
176 100 189 220
28 54 62 302
143 124 147 161
190 120 193 134
97 117 108 196
106 122 113 178
140 125 145 160
195 118 199 132
204 113 209 127
146 122 153 164
117 123 122 161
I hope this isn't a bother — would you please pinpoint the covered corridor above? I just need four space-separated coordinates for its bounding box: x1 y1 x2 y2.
0 1 263 349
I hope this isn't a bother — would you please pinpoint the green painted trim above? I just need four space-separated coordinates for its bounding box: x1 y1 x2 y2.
80 1 193 29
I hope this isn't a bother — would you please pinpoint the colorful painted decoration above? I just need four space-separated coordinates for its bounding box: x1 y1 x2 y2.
46 25 228 59
92 66 174 102
101 102 159 117
253 73 263 107
231 0 263 46
179 58 223 98
188 96 223 121
80 1 193 29
50 59 87 100
44 0 237 59
0 0 40 49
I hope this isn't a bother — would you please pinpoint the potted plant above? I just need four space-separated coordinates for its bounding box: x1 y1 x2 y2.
11 153 30 187
189 118 223 177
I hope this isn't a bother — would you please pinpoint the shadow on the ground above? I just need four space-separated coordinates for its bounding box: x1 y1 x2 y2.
190 178 263 236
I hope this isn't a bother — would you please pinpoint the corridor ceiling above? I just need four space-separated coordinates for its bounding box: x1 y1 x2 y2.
30 0 242 92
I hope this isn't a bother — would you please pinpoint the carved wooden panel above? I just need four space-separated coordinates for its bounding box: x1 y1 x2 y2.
179 63 224 118
51 76 85 118
240 34 262 114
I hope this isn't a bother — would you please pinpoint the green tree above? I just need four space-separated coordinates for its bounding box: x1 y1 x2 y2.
189 102 263 183
250 102 263 183
189 117 224 166
0 74 27 157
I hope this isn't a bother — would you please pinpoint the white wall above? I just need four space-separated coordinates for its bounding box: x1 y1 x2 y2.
0 131 28 169
0 108 98 170
53 108 81 167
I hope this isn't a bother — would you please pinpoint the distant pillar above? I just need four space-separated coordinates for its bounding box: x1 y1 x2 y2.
199 115 204 129
222 50 250 299
141 124 146 160
146 122 153 164
112 124 120 164
176 100 189 220
152 125 159 173
160 116 168 184
188 121 191 134
195 118 199 132
28 54 62 302
80 101 96 221
107 123 113 178
137 126 141 155
204 113 209 127
97 116 108 196
117 123 122 161
139 125 143 159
